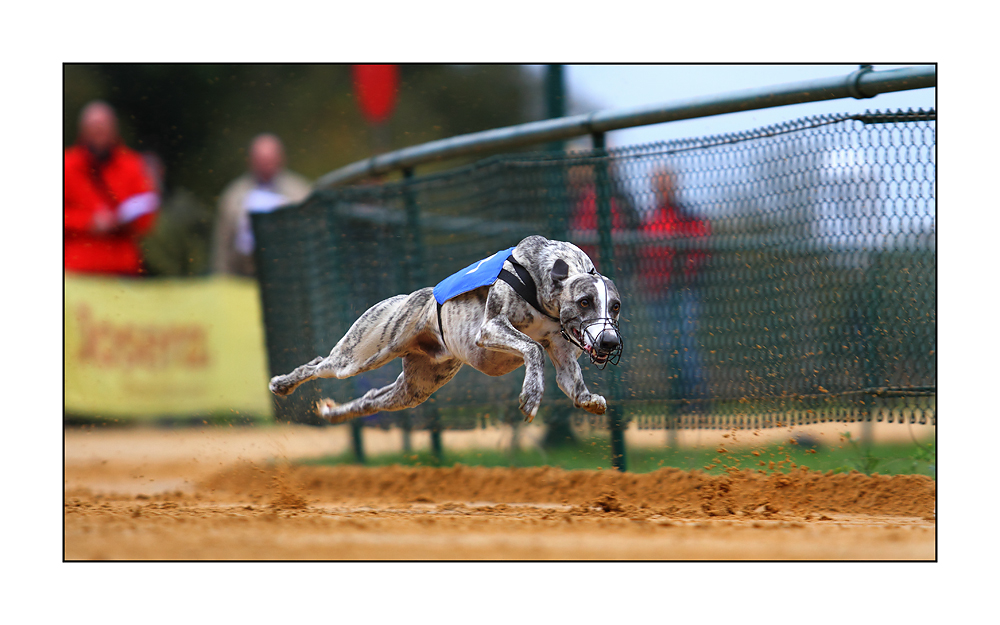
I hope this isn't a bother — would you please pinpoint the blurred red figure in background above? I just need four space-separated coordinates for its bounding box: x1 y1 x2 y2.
640 168 711 293
640 167 712 413
64 101 159 275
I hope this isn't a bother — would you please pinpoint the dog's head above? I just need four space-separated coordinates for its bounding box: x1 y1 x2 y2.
513 236 624 367
548 254 623 369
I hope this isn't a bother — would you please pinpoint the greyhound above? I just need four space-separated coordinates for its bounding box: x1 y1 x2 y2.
268 235 623 424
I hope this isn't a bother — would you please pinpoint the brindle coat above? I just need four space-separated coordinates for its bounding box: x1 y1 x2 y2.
268 235 622 423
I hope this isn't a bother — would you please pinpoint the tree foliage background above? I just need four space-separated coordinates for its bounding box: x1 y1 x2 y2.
64 64 548 275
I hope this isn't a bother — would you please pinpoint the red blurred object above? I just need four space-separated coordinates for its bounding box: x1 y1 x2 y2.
64 143 159 275
352 65 400 125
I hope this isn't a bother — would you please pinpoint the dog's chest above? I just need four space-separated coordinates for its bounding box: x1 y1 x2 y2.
515 313 561 345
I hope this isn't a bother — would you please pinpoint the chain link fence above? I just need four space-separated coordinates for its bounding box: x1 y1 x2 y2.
253 108 935 432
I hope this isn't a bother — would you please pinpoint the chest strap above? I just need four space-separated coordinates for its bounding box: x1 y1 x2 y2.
436 301 446 350
496 256 560 322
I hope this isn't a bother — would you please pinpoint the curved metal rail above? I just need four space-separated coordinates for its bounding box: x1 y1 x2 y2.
315 65 936 189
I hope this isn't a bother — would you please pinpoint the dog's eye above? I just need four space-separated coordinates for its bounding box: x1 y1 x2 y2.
579 298 590 308
611 302 620 313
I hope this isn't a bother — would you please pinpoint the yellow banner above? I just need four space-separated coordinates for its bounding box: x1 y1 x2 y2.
64 274 273 419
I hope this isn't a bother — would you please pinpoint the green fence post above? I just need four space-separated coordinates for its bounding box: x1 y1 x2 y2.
391 189 414 454
859 251 884 449
350 420 366 465
540 65 578 448
403 167 444 464
545 64 566 153
324 214 367 464
592 131 627 472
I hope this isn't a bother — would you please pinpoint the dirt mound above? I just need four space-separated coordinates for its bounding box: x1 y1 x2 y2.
64 427 936 560
202 463 935 519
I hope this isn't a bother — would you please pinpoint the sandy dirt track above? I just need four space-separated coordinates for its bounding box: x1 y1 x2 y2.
64 425 935 560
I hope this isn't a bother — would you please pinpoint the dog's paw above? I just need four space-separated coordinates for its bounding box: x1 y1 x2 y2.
316 399 357 425
269 376 293 397
315 398 339 422
518 391 542 423
577 393 607 415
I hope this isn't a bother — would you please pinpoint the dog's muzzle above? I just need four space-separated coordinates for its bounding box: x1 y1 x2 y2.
563 318 623 370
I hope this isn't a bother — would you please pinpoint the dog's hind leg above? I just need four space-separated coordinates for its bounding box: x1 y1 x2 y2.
317 355 462 423
269 289 437 398
268 355 327 397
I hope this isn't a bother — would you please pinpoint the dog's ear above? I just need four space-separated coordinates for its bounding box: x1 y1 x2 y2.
550 259 569 283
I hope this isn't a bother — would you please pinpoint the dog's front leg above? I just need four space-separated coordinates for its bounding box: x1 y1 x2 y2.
475 316 546 422
546 339 607 415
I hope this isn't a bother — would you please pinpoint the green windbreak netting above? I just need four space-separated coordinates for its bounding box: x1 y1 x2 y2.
253 109 935 430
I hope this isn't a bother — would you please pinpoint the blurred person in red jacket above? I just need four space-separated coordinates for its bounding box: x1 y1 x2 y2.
640 168 711 293
641 167 712 414
64 101 159 275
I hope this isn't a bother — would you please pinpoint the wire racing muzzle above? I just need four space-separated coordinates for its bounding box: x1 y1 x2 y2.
562 318 623 370
493 254 623 369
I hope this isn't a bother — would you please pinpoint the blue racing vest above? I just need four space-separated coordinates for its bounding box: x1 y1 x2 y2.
433 246 517 305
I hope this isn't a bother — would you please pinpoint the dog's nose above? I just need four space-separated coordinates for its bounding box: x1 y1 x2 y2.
597 331 621 354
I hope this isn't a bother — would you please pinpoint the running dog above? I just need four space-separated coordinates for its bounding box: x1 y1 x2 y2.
268 235 623 423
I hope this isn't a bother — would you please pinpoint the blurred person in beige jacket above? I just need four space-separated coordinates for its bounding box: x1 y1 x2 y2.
211 133 311 276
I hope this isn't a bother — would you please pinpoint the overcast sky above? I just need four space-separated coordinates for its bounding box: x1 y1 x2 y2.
536 64 935 149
